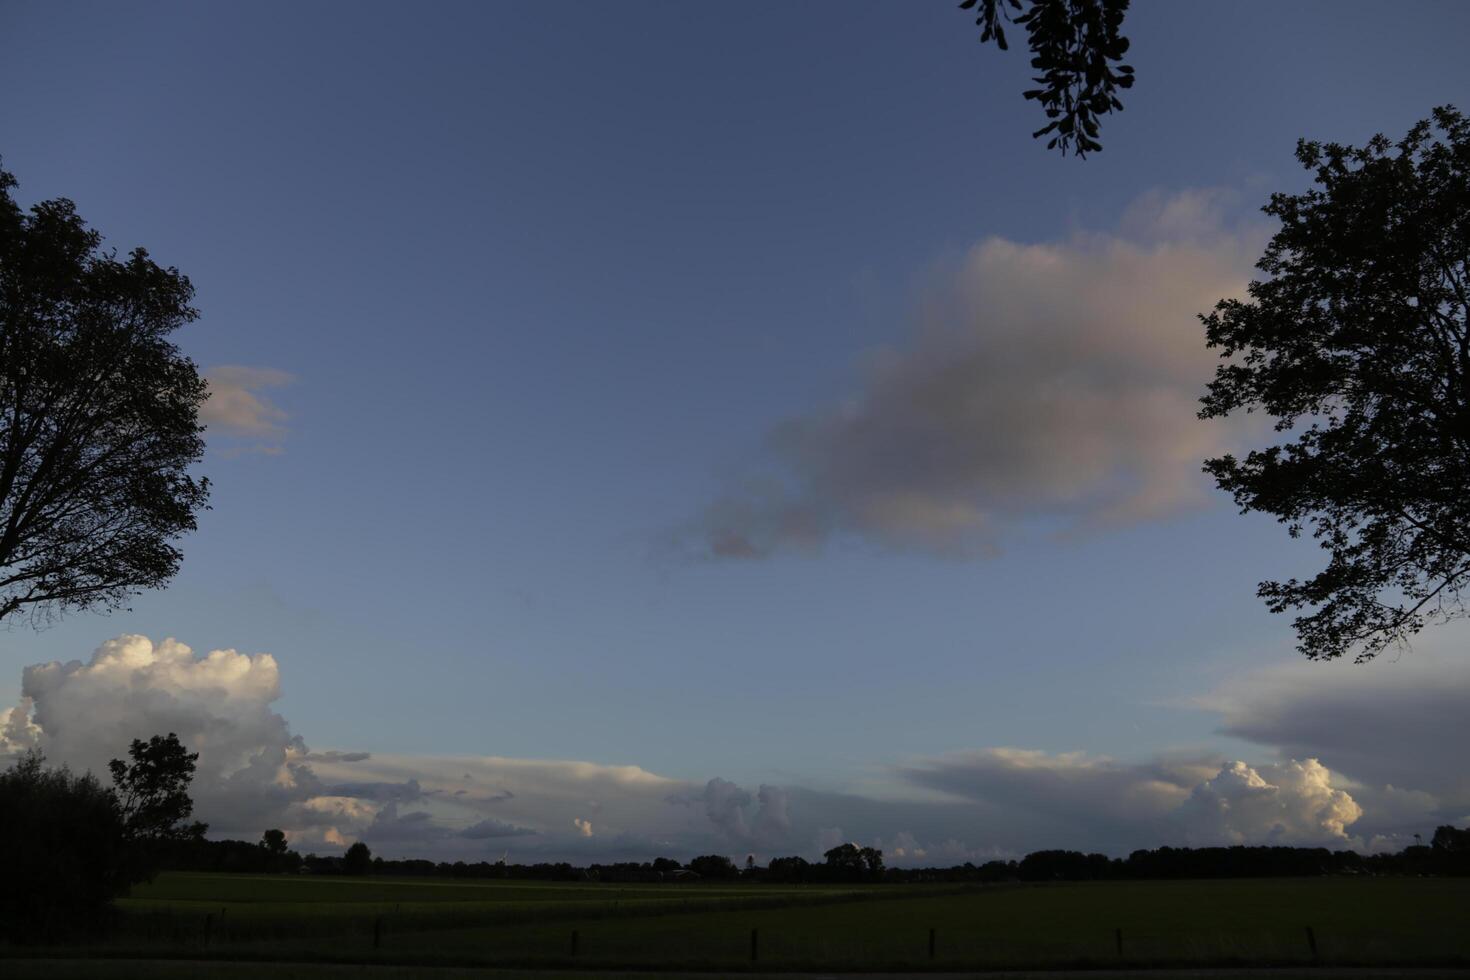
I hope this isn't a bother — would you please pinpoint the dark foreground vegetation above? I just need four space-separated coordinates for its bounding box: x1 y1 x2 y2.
0 738 202 941
158 823 1470 884
6 745 1470 949
2 873 1466 973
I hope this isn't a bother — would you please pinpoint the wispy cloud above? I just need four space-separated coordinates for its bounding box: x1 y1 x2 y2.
201 365 295 454
681 189 1264 559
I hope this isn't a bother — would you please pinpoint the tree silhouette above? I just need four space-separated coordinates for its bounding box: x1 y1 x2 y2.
766 855 810 882
0 163 210 628
687 853 739 879
109 732 205 843
1201 107 1470 661
1431 824 1469 849
343 841 373 876
961 0 1134 157
822 842 885 880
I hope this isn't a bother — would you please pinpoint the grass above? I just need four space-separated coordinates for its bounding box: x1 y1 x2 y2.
352 876 1470 970
108 872 891 942
5 873 1468 972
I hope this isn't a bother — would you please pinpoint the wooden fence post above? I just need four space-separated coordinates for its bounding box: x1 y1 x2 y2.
750 927 758 962
1306 925 1318 960
1114 927 1123 958
204 912 213 947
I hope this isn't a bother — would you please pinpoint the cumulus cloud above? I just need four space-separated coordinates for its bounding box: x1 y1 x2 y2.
688 189 1263 558
1176 759 1362 845
699 777 753 840
753 784 793 842
1196 637 1470 839
201 365 293 453
898 748 1364 852
1 635 359 842
17 635 291 804
298 750 721 860
887 830 925 861
0 636 701 855
685 778 793 848
4 633 1453 862
0 697 41 756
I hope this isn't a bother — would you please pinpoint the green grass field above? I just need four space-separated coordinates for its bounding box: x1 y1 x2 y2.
5 872 1468 972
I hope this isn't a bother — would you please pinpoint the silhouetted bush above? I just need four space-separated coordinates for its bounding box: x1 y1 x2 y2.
0 753 132 940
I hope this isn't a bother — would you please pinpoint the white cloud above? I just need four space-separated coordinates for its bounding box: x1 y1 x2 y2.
687 189 1263 558
200 365 293 449
19 635 290 794
4 633 1455 862
1195 636 1470 840
1175 759 1362 846
0 633 712 856
0 697 41 756
3 635 365 843
897 748 1366 852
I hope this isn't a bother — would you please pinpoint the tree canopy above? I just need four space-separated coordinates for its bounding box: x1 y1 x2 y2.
687 853 739 879
822 842 885 880
343 840 373 876
109 732 206 843
961 0 1134 157
1201 107 1470 661
0 163 210 628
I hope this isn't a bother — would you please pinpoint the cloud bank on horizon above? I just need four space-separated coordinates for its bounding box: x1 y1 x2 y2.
685 189 1263 559
4 634 1466 864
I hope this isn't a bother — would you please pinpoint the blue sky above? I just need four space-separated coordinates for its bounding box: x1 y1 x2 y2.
2 1 1468 860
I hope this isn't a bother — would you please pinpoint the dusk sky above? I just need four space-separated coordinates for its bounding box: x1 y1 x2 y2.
2 1 1468 863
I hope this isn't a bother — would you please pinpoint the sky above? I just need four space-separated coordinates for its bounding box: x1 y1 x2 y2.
2 0 1468 863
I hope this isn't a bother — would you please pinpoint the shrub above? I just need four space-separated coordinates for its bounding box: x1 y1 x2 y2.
0 753 132 940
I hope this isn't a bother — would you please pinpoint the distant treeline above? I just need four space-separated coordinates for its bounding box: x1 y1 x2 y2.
161 826 1470 881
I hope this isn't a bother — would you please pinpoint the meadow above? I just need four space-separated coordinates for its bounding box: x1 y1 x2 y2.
4 872 1468 973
